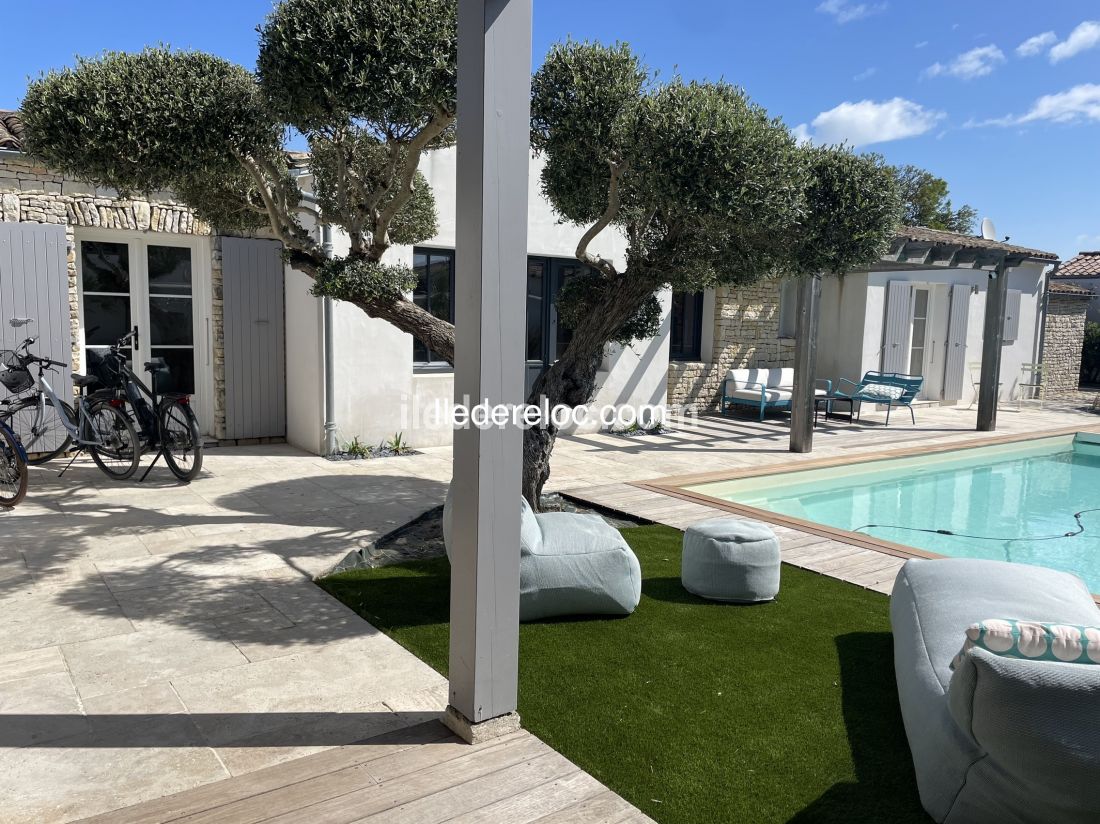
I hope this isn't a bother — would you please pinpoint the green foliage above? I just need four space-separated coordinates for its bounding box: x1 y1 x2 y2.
382 432 412 454
556 273 662 345
894 164 978 234
342 435 372 459
312 257 418 303
22 49 281 199
531 40 647 225
795 147 902 274
309 135 439 245
257 0 457 135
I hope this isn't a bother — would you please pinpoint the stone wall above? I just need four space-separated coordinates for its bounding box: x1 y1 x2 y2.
0 151 227 436
1042 292 1090 394
667 279 795 412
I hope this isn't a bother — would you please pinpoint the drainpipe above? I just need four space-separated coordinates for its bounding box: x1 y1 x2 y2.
321 224 337 456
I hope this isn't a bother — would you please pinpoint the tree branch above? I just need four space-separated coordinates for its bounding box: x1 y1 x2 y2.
576 158 623 278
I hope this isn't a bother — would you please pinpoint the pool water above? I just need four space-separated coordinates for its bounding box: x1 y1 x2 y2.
687 433 1100 592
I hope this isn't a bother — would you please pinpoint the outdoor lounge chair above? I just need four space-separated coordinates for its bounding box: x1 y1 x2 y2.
720 367 832 421
442 486 642 621
832 371 923 426
891 558 1100 823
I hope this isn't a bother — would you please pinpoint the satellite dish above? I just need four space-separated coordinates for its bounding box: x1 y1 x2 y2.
980 217 997 241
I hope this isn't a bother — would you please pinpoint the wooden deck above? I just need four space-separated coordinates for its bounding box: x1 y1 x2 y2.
77 721 654 824
566 482 905 595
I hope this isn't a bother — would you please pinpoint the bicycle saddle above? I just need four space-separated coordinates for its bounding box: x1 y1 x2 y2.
72 374 100 388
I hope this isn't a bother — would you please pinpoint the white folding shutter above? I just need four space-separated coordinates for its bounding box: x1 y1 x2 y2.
882 281 912 373
943 283 970 401
1002 289 1021 343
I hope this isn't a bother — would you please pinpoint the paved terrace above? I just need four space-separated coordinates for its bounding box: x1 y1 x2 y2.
0 401 1093 822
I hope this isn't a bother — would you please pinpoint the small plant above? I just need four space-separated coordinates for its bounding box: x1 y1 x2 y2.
382 432 413 455
343 435 371 459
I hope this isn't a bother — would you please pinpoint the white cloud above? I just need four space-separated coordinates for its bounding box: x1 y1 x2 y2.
1050 21 1100 62
1016 31 1057 57
914 40 929 49
801 98 945 147
853 66 877 81
924 45 1006 80
791 123 812 144
816 0 887 24
971 83 1100 127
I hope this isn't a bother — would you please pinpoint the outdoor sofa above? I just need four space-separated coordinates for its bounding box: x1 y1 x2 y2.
890 557 1100 823
443 486 642 621
720 367 831 421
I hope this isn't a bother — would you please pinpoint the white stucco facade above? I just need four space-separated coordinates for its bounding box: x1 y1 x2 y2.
284 147 671 453
818 261 1048 406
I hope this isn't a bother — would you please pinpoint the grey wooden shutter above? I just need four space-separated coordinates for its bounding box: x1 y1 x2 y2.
882 281 912 373
1002 289 1021 343
0 224 72 453
943 283 971 401
222 237 286 440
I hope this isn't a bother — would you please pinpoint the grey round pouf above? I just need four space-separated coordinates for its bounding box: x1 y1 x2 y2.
681 517 780 603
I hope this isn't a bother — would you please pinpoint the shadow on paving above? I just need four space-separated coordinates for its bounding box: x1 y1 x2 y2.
3 464 449 651
0 710 443 749
788 631 927 824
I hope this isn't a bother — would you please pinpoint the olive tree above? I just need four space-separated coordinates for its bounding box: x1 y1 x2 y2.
524 41 901 503
21 0 459 361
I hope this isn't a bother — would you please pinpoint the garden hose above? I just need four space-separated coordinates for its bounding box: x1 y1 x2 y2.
852 507 1100 543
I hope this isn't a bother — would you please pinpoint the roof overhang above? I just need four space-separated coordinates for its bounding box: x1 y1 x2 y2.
877 237 1047 272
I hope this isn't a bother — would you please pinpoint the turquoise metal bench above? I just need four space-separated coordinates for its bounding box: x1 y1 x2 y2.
833 371 923 426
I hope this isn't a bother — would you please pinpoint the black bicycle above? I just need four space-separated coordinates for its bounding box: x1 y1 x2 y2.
88 328 203 482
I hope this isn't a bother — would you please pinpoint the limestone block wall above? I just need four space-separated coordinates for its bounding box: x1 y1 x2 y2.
1042 292 1090 394
666 279 795 411
0 151 228 436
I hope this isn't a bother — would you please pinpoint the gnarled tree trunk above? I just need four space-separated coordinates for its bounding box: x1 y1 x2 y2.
522 275 659 508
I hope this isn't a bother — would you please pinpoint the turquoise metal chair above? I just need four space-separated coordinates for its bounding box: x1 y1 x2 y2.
833 371 923 426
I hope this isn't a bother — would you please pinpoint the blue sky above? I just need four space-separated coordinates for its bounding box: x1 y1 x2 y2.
3 1 1099 260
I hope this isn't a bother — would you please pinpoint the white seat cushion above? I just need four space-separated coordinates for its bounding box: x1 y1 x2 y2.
728 388 792 403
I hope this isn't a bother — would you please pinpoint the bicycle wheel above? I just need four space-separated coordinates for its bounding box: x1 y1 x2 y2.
87 401 141 480
0 426 28 507
0 395 74 465
158 400 203 482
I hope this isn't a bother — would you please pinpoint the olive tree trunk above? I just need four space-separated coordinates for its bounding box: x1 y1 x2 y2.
522 276 658 508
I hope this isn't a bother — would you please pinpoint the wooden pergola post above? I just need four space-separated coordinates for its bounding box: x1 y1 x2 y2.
790 273 822 453
976 258 1008 432
444 0 531 743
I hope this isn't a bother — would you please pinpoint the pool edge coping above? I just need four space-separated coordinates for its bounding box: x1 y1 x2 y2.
635 424 1100 600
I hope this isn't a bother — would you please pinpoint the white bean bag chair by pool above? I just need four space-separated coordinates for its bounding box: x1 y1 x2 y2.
443 486 642 622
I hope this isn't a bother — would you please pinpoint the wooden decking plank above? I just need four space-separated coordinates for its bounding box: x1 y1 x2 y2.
77 721 455 824
527 788 646 824
258 732 548 824
443 769 606 824
354 751 576 823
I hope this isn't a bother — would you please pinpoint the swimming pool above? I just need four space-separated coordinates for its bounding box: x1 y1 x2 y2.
683 432 1100 592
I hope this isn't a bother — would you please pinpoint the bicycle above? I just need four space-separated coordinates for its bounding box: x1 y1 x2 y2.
88 328 203 482
0 417 28 507
0 318 140 480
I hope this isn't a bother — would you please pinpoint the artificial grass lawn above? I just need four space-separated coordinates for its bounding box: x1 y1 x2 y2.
320 525 926 823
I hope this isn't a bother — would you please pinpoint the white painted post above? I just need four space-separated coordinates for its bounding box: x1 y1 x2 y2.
444 0 531 743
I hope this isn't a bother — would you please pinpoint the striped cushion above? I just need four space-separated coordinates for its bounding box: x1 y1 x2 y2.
952 618 1100 669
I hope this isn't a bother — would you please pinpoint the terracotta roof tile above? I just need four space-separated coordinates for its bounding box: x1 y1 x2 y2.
1049 281 1095 297
1052 251 1100 279
0 110 24 151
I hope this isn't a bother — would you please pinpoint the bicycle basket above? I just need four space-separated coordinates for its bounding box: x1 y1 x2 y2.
0 351 32 394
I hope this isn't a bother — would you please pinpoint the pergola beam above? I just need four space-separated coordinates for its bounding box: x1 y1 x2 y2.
789 273 821 453
445 0 531 743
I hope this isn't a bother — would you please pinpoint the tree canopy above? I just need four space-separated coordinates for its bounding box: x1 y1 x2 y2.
21 0 459 360
894 164 978 234
521 40 902 502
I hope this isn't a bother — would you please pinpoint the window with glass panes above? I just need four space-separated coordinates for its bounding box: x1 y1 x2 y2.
669 290 704 361
412 248 455 364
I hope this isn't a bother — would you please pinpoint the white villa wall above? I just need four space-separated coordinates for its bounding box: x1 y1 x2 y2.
284 146 670 453
854 262 1047 405
817 272 869 390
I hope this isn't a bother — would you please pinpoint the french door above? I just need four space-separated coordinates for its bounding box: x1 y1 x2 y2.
76 232 211 432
